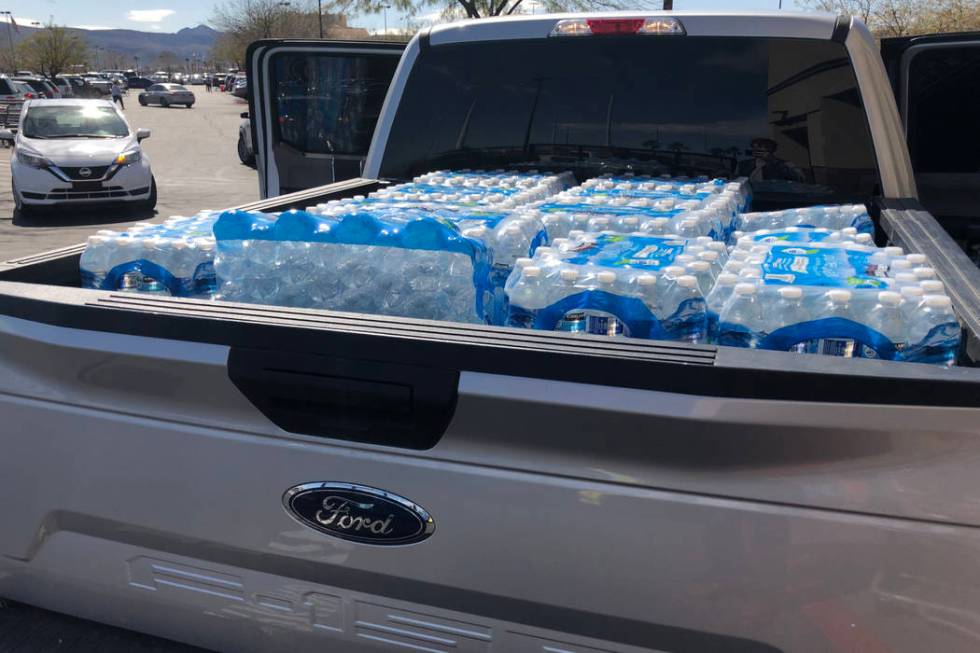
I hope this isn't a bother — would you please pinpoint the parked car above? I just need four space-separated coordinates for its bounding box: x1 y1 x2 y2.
82 77 112 97
0 98 155 215
2 14 980 653
50 76 73 98
231 74 247 98
224 73 236 92
13 77 60 99
189 73 204 85
237 111 254 165
0 77 29 131
138 83 195 108
126 77 155 90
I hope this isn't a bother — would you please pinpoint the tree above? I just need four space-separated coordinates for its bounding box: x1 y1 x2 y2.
210 0 358 68
332 0 657 21
17 22 87 78
804 0 980 37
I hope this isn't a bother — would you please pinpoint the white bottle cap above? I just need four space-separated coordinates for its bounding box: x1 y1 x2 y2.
535 247 556 256
559 269 578 282
890 260 912 271
894 273 919 285
674 254 695 265
777 286 803 300
707 242 727 253
906 253 927 265
514 257 533 268
637 274 656 286
877 291 902 306
884 246 904 257
597 271 616 284
739 268 762 278
686 261 711 273
726 261 745 273
913 267 936 279
716 273 738 286
855 233 873 244
901 286 924 299
663 265 686 277
828 289 852 304
842 227 858 236
734 282 757 296
924 295 953 309
550 238 569 249
568 230 585 239
695 236 713 245
676 275 698 289
920 280 945 293
698 251 719 262
523 266 541 278
750 245 769 254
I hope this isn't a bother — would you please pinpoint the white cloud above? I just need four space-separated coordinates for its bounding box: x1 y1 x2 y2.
127 9 175 23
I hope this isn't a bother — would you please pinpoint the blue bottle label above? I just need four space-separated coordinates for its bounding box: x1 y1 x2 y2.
565 234 687 270
761 246 891 289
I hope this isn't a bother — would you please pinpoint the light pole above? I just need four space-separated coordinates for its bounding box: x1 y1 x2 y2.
383 3 390 36
134 55 139 76
1 11 16 73
276 1 290 36
317 0 323 38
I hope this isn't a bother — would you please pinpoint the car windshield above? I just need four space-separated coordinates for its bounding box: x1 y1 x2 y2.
169 85 188 91
22 104 129 139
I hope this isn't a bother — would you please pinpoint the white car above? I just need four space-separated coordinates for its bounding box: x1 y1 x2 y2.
0 99 155 215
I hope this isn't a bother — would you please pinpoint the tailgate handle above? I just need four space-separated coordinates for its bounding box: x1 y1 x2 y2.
227 347 458 450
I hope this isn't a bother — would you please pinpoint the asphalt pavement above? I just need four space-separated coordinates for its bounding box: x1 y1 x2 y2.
0 84 248 651
0 86 259 261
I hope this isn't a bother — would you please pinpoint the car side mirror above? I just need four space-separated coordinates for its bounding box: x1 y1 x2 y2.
136 128 151 142
240 112 249 119
0 129 13 143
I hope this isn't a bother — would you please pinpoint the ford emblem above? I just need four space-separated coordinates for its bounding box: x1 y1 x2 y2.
283 482 434 546
78 167 92 177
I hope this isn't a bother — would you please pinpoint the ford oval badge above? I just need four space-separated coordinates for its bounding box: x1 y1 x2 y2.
283 482 434 546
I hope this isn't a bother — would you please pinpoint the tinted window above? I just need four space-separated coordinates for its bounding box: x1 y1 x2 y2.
381 37 880 205
907 45 980 174
148 85 162 92
0 79 13 94
269 51 399 155
170 85 188 91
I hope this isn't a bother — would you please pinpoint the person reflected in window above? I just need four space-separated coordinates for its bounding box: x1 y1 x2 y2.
738 137 804 183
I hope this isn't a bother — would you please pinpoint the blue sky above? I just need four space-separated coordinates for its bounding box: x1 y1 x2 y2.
0 0 806 34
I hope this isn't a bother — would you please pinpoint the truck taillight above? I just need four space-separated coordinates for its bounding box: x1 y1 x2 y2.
550 16 685 37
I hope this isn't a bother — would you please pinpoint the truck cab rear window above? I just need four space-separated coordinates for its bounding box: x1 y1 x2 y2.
380 36 880 206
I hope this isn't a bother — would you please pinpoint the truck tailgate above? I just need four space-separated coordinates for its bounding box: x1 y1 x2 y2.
2 285 980 652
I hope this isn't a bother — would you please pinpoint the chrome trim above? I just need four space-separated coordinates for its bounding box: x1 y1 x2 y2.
282 481 435 546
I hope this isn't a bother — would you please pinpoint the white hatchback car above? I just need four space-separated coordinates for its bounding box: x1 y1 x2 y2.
0 99 155 216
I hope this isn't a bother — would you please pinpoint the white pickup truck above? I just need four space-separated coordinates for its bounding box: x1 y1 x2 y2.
2 11 980 653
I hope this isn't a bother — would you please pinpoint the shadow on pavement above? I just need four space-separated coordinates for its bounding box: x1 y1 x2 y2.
12 206 157 228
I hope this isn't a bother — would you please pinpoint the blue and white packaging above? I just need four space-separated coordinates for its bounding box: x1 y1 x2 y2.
713 241 960 365
732 204 874 244
505 232 712 342
79 212 219 297
212 209 493 324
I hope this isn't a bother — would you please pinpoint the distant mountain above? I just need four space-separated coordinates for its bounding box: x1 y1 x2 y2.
5 23 222 69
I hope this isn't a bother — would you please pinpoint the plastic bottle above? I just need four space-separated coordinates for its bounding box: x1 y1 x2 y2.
814 289 856 357
719 283 765 347
919 279 945 294
686 260 714 296
654 265 685 317
706 273 738 313
867 290 906 351
907 295 959 366
80 235 112 289
913 266 936 280
900 285 925 320
663 275 707 343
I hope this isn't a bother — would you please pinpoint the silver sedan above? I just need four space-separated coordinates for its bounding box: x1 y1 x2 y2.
137 83 195 108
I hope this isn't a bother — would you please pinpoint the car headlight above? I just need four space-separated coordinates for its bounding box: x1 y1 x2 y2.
114 149 141 166
16 149 51 168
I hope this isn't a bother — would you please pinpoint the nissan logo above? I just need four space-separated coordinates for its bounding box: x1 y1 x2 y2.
78 167 92 177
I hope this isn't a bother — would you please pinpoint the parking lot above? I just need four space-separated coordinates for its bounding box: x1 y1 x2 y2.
0 87 259 262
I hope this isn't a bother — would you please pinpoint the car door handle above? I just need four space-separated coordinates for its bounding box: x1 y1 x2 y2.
227 347 458 450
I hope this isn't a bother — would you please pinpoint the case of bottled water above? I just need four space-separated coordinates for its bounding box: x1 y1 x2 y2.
212 208 493 324
79 212 219 297
732 204 874 244
711 240 960 365
505 232 717 342
520 176 750 242
370 169 574 209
